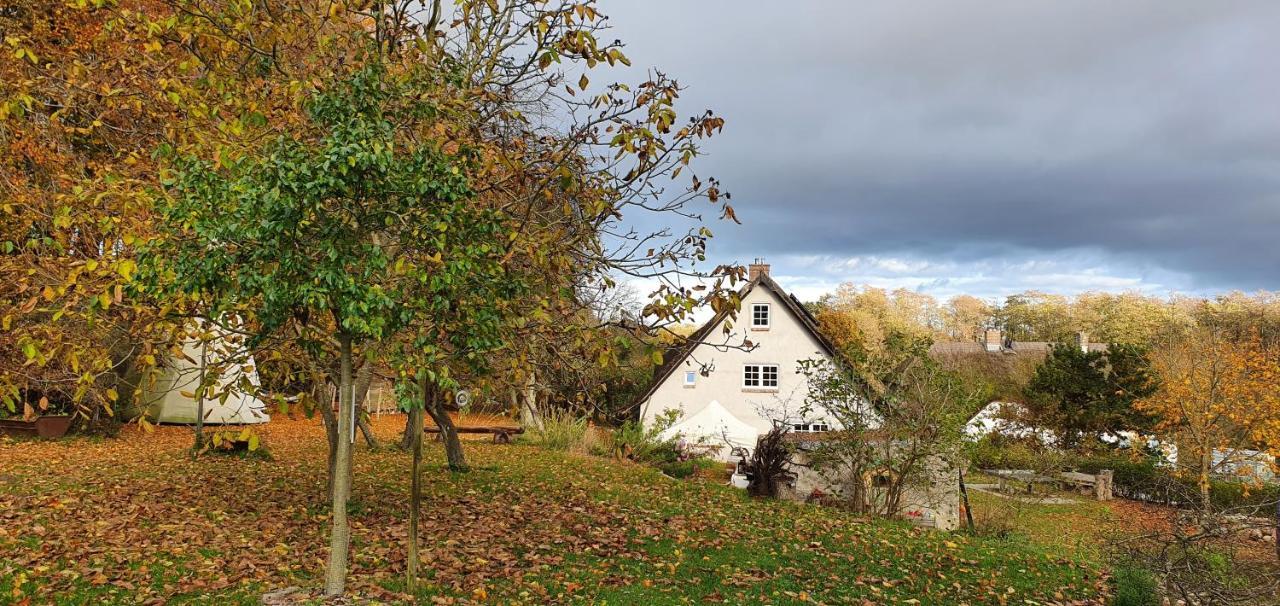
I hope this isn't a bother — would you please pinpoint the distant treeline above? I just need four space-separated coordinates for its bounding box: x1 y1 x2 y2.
806 285 1280 347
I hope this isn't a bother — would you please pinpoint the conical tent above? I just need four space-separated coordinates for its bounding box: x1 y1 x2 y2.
660 400 761 461
137 329 270 425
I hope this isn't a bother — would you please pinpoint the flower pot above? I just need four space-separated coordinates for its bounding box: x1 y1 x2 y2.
0 415 73 439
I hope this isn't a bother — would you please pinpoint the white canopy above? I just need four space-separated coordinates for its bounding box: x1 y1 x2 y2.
138 329 270 425
660 400 761 461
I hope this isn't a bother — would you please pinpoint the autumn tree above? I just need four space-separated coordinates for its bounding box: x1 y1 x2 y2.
1137 327 1280 513
143 62 515 594
942 295 992 342
996 291 1073 342
0 0 190 427
798 355 984 518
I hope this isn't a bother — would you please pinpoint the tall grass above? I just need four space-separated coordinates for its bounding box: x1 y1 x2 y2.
525 408 590 452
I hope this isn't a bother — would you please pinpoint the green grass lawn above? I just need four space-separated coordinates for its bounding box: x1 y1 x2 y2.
965 482 1118 561
0 417 1108 605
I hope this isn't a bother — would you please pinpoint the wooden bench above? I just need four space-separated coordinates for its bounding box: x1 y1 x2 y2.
1059 470 1113 501
425 426 525 444
983 469 1058 495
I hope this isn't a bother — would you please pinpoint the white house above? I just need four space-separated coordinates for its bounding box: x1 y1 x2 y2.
637 260 840 461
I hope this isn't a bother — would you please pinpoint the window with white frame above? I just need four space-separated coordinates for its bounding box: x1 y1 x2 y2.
742 364 778 389
683 370 697 386
791 421 831 433
751 303 770 328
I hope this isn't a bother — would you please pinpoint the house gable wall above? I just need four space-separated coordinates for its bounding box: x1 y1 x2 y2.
640 283 832 447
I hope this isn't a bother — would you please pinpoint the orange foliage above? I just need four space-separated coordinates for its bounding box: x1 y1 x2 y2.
1137 329 1280 505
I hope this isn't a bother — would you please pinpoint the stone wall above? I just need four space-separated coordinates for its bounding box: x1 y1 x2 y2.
782 449 961 531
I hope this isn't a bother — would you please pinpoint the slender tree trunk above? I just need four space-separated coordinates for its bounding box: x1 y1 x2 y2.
1199 447 1212 517
424 383 466 471
406 378 425 593
353 361 380 449
324 333 355 596
520 369 542 430
959 469 976 532
192 340 208 454
315 380 339 499
399 411 416 450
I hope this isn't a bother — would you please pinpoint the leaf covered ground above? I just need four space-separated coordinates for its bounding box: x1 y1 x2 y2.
0 416 1108 605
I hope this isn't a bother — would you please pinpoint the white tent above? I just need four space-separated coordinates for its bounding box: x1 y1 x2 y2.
137 330 270 425
660 400 761 461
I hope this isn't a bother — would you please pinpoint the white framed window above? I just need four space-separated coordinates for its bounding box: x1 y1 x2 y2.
791 422 830 433
751 303 770 328
683 370 697 387
742 364 779 389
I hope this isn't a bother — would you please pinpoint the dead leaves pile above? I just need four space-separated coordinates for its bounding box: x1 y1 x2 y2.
0 416 1108 604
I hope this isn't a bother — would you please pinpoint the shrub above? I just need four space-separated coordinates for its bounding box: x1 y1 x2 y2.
746 425 792 498
607 410 684 463
1111 563 1159 606
969 434 1068 473
658 457 722 480
658 460 696 479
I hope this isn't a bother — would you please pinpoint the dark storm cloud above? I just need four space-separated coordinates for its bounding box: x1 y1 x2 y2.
604 1 1280 295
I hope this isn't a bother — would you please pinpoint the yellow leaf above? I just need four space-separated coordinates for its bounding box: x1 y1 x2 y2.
116 259 136 281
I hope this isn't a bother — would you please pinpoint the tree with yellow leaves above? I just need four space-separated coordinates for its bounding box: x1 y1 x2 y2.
1137 327 1280 513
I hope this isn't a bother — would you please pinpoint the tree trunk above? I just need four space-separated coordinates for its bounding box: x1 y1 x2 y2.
424 383 466 471
520 369 542 430
399 411 416 450
352 360 380 449
406 378 424 594
1199 447 1212 517
958 469 975 532
324 333 355 596
192 340 208 454
315 379 339 499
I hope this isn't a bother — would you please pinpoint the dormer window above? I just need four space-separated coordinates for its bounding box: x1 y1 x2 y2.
751 303 770 329
683 370 697 387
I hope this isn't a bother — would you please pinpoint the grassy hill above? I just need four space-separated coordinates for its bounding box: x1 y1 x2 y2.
0 416 1108 605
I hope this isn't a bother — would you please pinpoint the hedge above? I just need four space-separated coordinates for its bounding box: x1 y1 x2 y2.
972 440 1280 513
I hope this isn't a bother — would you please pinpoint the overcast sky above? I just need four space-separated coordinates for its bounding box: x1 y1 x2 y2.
602 1 1280 303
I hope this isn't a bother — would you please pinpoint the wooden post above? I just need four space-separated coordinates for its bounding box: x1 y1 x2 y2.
1096 469 1114 501
958 469 976 533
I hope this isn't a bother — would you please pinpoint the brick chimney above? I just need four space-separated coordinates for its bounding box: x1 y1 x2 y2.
748 257 771 281
1075 331 1089 353
983 328 1004 352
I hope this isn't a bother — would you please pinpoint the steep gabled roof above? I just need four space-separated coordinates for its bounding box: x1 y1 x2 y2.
633 273 838 407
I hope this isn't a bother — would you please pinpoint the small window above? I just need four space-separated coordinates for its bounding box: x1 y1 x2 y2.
751 303 770 328
792 422 830 433
683 370 697 386
743 364 779 389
